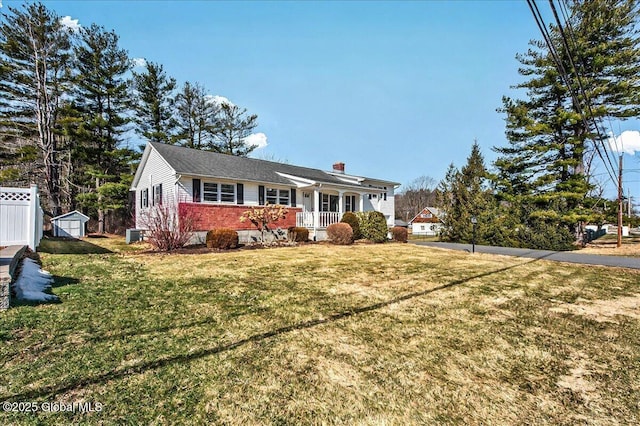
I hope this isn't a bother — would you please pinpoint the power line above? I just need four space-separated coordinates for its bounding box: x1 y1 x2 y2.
526 0 619 187
551 0 621 181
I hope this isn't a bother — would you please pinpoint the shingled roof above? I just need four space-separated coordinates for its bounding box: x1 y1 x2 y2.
146 142 397 188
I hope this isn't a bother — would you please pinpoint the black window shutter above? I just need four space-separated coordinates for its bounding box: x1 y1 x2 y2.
158 183 163 204
237 183 244 204
383 191 387 201
290 188 296 206
258 185 265 205
140 190 143 208
193 179 201 202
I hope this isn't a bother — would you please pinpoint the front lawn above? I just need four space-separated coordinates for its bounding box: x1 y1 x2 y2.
1 238 639 424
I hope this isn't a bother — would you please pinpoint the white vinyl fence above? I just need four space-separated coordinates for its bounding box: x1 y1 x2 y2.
0 185 43 250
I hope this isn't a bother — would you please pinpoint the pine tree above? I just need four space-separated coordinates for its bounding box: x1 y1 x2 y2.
436 143 495 244
494 0 640 245
0 2 73 216
131 61 177 145
174 81 218 149
213 102 258 156
69 24 133 233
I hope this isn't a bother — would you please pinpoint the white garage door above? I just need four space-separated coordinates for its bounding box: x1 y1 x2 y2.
59 220 81 238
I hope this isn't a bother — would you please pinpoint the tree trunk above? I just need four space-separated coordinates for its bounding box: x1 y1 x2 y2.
97 176 105 234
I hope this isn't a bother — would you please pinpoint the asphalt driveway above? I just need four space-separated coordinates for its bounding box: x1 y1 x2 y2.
414 241 640 270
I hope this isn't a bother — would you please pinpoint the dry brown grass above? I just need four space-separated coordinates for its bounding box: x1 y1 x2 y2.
581 234 640 257
2 238 639 424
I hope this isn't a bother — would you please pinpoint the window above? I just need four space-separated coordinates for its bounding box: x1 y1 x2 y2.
266 188 289 205
345 195 356 212
321 193 339 212
420 213 432 219
220 184 235 202
153 183 163 205
266 188 278 204
141 188 149 208
420 225 426 231
201 181 236 203
203 183 218 202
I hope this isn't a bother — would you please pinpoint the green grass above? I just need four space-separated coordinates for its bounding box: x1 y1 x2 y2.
1 238 639 424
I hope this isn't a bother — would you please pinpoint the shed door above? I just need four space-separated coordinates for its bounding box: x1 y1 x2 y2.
60 220 81 238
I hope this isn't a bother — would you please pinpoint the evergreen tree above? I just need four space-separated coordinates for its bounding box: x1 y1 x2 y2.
0 2 73 216
69 24 133 233
174 81 218 149
213 102 258 156
437 143 496 244
131 61 177 144
494 0 640 245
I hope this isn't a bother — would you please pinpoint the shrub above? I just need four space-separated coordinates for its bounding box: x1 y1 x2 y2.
141 204 198 251
391 226 408 243
239 204 288 243
356 211 389 243
288 226 309 242
326 222 353 245
206 228 239 249
340 211 361 240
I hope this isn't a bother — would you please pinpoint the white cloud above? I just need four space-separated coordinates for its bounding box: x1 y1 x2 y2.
608 130 640 155
243 132 268 150
132 57 147 68
59 16 81 32
0 1 3 9
206 95 234 107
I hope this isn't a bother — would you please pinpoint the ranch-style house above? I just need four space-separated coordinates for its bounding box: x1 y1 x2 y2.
131 142 399 242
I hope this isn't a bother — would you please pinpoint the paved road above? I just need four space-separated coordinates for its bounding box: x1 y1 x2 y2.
413 241 640 270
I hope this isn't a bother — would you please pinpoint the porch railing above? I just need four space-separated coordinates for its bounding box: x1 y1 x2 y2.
296 212 341 228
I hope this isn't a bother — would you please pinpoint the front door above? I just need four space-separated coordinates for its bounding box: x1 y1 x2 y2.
302 192 312 212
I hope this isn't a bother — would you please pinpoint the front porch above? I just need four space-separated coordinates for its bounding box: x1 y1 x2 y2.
295 211 341 229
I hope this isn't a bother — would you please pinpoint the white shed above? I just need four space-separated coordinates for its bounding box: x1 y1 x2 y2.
52 210 90 238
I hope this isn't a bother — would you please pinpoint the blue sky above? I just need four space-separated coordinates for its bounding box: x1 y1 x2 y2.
3 0 639 200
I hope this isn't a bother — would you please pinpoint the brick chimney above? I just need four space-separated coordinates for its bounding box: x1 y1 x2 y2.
332 162 345 173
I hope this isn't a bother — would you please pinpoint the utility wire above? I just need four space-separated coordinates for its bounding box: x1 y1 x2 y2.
550 0 621 181
526 0 619 186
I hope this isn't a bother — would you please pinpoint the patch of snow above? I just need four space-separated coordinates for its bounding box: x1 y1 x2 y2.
13 258 60 302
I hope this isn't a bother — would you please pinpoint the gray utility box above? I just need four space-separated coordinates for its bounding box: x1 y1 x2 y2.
126 229 144 244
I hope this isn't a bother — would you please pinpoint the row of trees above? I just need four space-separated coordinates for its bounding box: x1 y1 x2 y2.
435 0 640 250
0 2 259 232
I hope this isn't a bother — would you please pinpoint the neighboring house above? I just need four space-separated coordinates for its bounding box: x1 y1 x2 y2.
130 142 399 242
409 207 444 236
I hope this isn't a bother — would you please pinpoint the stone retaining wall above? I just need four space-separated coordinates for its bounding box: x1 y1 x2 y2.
0 245 27 310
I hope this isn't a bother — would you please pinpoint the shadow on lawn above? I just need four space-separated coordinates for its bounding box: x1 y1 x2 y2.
38 238 113 255
3 253 553 401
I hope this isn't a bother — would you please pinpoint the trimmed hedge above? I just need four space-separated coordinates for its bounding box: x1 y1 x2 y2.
391 226 408 243
327 222 353 245
206 228 239 249
288 226 309 242
340 211 361 240
356 211 389 243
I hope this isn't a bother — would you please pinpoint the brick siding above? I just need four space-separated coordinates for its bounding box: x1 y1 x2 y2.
179 203 301 231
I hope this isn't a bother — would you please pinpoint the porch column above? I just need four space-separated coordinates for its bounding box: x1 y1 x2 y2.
313 187 320 232
359 192 365 212
338 190 344 218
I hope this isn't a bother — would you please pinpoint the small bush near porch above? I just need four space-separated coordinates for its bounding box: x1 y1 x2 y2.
1 237 639 424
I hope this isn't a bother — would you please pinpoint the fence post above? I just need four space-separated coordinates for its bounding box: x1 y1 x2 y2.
28 185 37 250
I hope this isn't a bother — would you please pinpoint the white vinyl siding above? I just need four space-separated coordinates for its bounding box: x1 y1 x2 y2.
134 146 178 229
